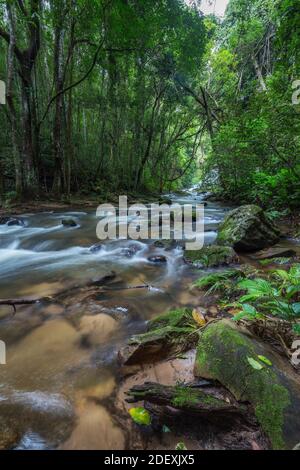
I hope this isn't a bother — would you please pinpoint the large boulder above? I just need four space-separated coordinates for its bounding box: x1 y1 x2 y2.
118 308 198 366
184 245 238 268
216 205 281 252
194 319 300 450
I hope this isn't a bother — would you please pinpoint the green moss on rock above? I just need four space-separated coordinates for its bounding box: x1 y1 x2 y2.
119 308 198 365
148 307 193 330
184 245 238 268
194 320 292 449
216 205 281 252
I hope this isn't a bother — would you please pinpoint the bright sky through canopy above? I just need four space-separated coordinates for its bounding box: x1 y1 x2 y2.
186 0 229 17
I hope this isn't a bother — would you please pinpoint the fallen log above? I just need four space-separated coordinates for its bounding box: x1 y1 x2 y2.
125 382 246 416
0 271 118 314
0 299 39 313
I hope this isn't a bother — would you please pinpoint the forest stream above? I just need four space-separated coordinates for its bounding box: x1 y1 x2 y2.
1 190 300 450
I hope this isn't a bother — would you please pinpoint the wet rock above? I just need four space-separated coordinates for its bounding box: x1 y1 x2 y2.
194 319 300 449
216 205 281 252
250 247 296 261
201 192 220 202
79 314 118 346
61 402 125 450
118 308 198 366
0 216 24 226
4 319 88 388
184 245 238 268
0 392 74 450
62 218 77 227
89 243 102 253
148 255 167 264
0 425 21 450
158 197 172 205
120 243 143 258
153 240 184 251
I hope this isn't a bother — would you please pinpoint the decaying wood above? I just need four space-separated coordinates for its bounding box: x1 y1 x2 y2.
0 299 39 313
125 382 247 416
0 271 117 314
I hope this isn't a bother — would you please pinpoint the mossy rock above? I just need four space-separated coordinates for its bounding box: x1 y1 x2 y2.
194 319 300 449
184 245 238 268
118 308 198 366
216 205 281 252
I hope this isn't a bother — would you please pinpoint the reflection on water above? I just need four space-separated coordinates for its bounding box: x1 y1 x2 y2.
0 191 231 449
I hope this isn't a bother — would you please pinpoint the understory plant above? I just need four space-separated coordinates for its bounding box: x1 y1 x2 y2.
230 264 300 335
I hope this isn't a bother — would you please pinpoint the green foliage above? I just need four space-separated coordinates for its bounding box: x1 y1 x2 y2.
193 269 241 295
129 407 151 426
202 0 300 210
258 355 273 366
232 264 300 331
175 442 187 450
247 357 264 370
0 0 208 198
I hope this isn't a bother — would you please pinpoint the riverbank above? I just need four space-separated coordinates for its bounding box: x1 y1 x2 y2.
1 195 300 450
0 191 169 216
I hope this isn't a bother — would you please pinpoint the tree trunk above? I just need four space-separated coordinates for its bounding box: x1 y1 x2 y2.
6 3 22 197
52 12 66 194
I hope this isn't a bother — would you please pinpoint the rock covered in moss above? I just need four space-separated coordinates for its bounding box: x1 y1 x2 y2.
184 245 238 268
118 308 198 366
194 319 300 449
216 205 281 252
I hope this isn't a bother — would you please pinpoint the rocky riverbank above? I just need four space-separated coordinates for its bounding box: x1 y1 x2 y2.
116 204 300 450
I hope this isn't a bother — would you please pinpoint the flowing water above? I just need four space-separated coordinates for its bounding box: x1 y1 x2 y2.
1 191 284 449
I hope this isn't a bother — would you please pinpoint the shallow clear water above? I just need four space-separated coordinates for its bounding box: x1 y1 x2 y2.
0 192 232 450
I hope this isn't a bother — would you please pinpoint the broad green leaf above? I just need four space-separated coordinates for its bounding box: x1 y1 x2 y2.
293 324 300 335
247 357 264 370
129 407 151 426
292 303 300 316
258 355 272 366
175 442 187 450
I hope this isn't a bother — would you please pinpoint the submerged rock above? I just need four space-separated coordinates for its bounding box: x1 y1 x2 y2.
79 314 118 346
60 402 125 450
118 308 198 366
89 243 102 253
194 319 300 449
0 216 24 227
153 240 184 251
0 424 21 450
62 218 77 227
184 245 238 268
216 205 281 252
148 255 167 264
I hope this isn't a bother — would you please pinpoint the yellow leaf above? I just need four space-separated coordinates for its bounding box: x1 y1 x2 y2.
192 308 206 326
